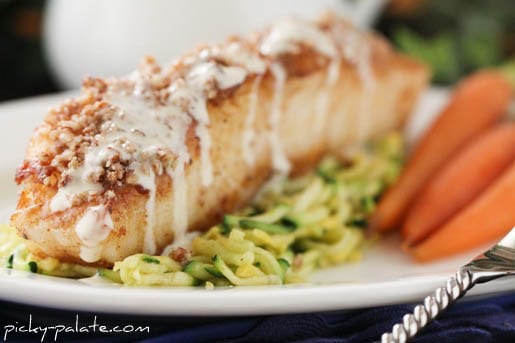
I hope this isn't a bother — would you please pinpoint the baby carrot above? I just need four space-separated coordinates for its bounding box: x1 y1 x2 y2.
372 70 513 232
410 160 515 262
402 123 515 245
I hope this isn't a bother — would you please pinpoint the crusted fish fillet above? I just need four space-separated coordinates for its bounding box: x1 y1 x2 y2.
11 14 429 266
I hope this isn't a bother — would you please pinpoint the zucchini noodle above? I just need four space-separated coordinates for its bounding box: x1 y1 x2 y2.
0 132 404 287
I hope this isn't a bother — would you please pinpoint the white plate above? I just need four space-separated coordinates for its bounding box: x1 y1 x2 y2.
0 90 513 316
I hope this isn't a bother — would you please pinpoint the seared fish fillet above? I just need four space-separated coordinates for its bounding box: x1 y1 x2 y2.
11 13 429 266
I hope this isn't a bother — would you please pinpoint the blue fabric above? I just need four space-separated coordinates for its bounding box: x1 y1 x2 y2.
1 292 514 342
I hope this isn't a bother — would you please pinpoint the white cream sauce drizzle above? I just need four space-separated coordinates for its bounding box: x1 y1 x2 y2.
260 17 340 174
260 17 338 58
101 94 193 255
212 43 267 74
75 204 113 263
314 59 341 133
50 178 102 213
242 75 263 165
331 25 375 141
334 27 374 87
167 154 188 244
206 43 268 167
111 92 194 255
171 61 247 186
267 63 290 174
164 61 248 247
134 165 157 254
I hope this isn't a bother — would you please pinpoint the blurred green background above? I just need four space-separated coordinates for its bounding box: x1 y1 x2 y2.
377 0 515 84
0 0 513 101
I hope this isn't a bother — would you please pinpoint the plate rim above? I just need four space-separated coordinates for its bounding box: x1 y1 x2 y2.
0 268 513 316
1 89 513 316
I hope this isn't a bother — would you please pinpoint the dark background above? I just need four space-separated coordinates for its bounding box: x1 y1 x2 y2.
0 0 57 101
0 0 514 102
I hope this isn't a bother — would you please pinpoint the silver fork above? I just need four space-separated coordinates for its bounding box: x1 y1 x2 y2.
381 227 515 343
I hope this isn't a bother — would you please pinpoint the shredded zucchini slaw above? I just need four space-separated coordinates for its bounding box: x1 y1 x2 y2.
0 133 403 287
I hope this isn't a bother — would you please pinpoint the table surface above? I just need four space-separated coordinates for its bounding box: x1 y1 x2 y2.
0 291 514 342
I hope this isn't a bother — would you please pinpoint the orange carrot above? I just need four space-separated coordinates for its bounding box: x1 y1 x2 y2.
402 123 515 245
410 160 515 262
372 70 513 232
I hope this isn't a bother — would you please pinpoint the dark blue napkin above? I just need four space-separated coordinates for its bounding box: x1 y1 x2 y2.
1 292 514 342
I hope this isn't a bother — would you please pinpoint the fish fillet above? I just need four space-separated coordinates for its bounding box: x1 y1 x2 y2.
11 13 429 266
